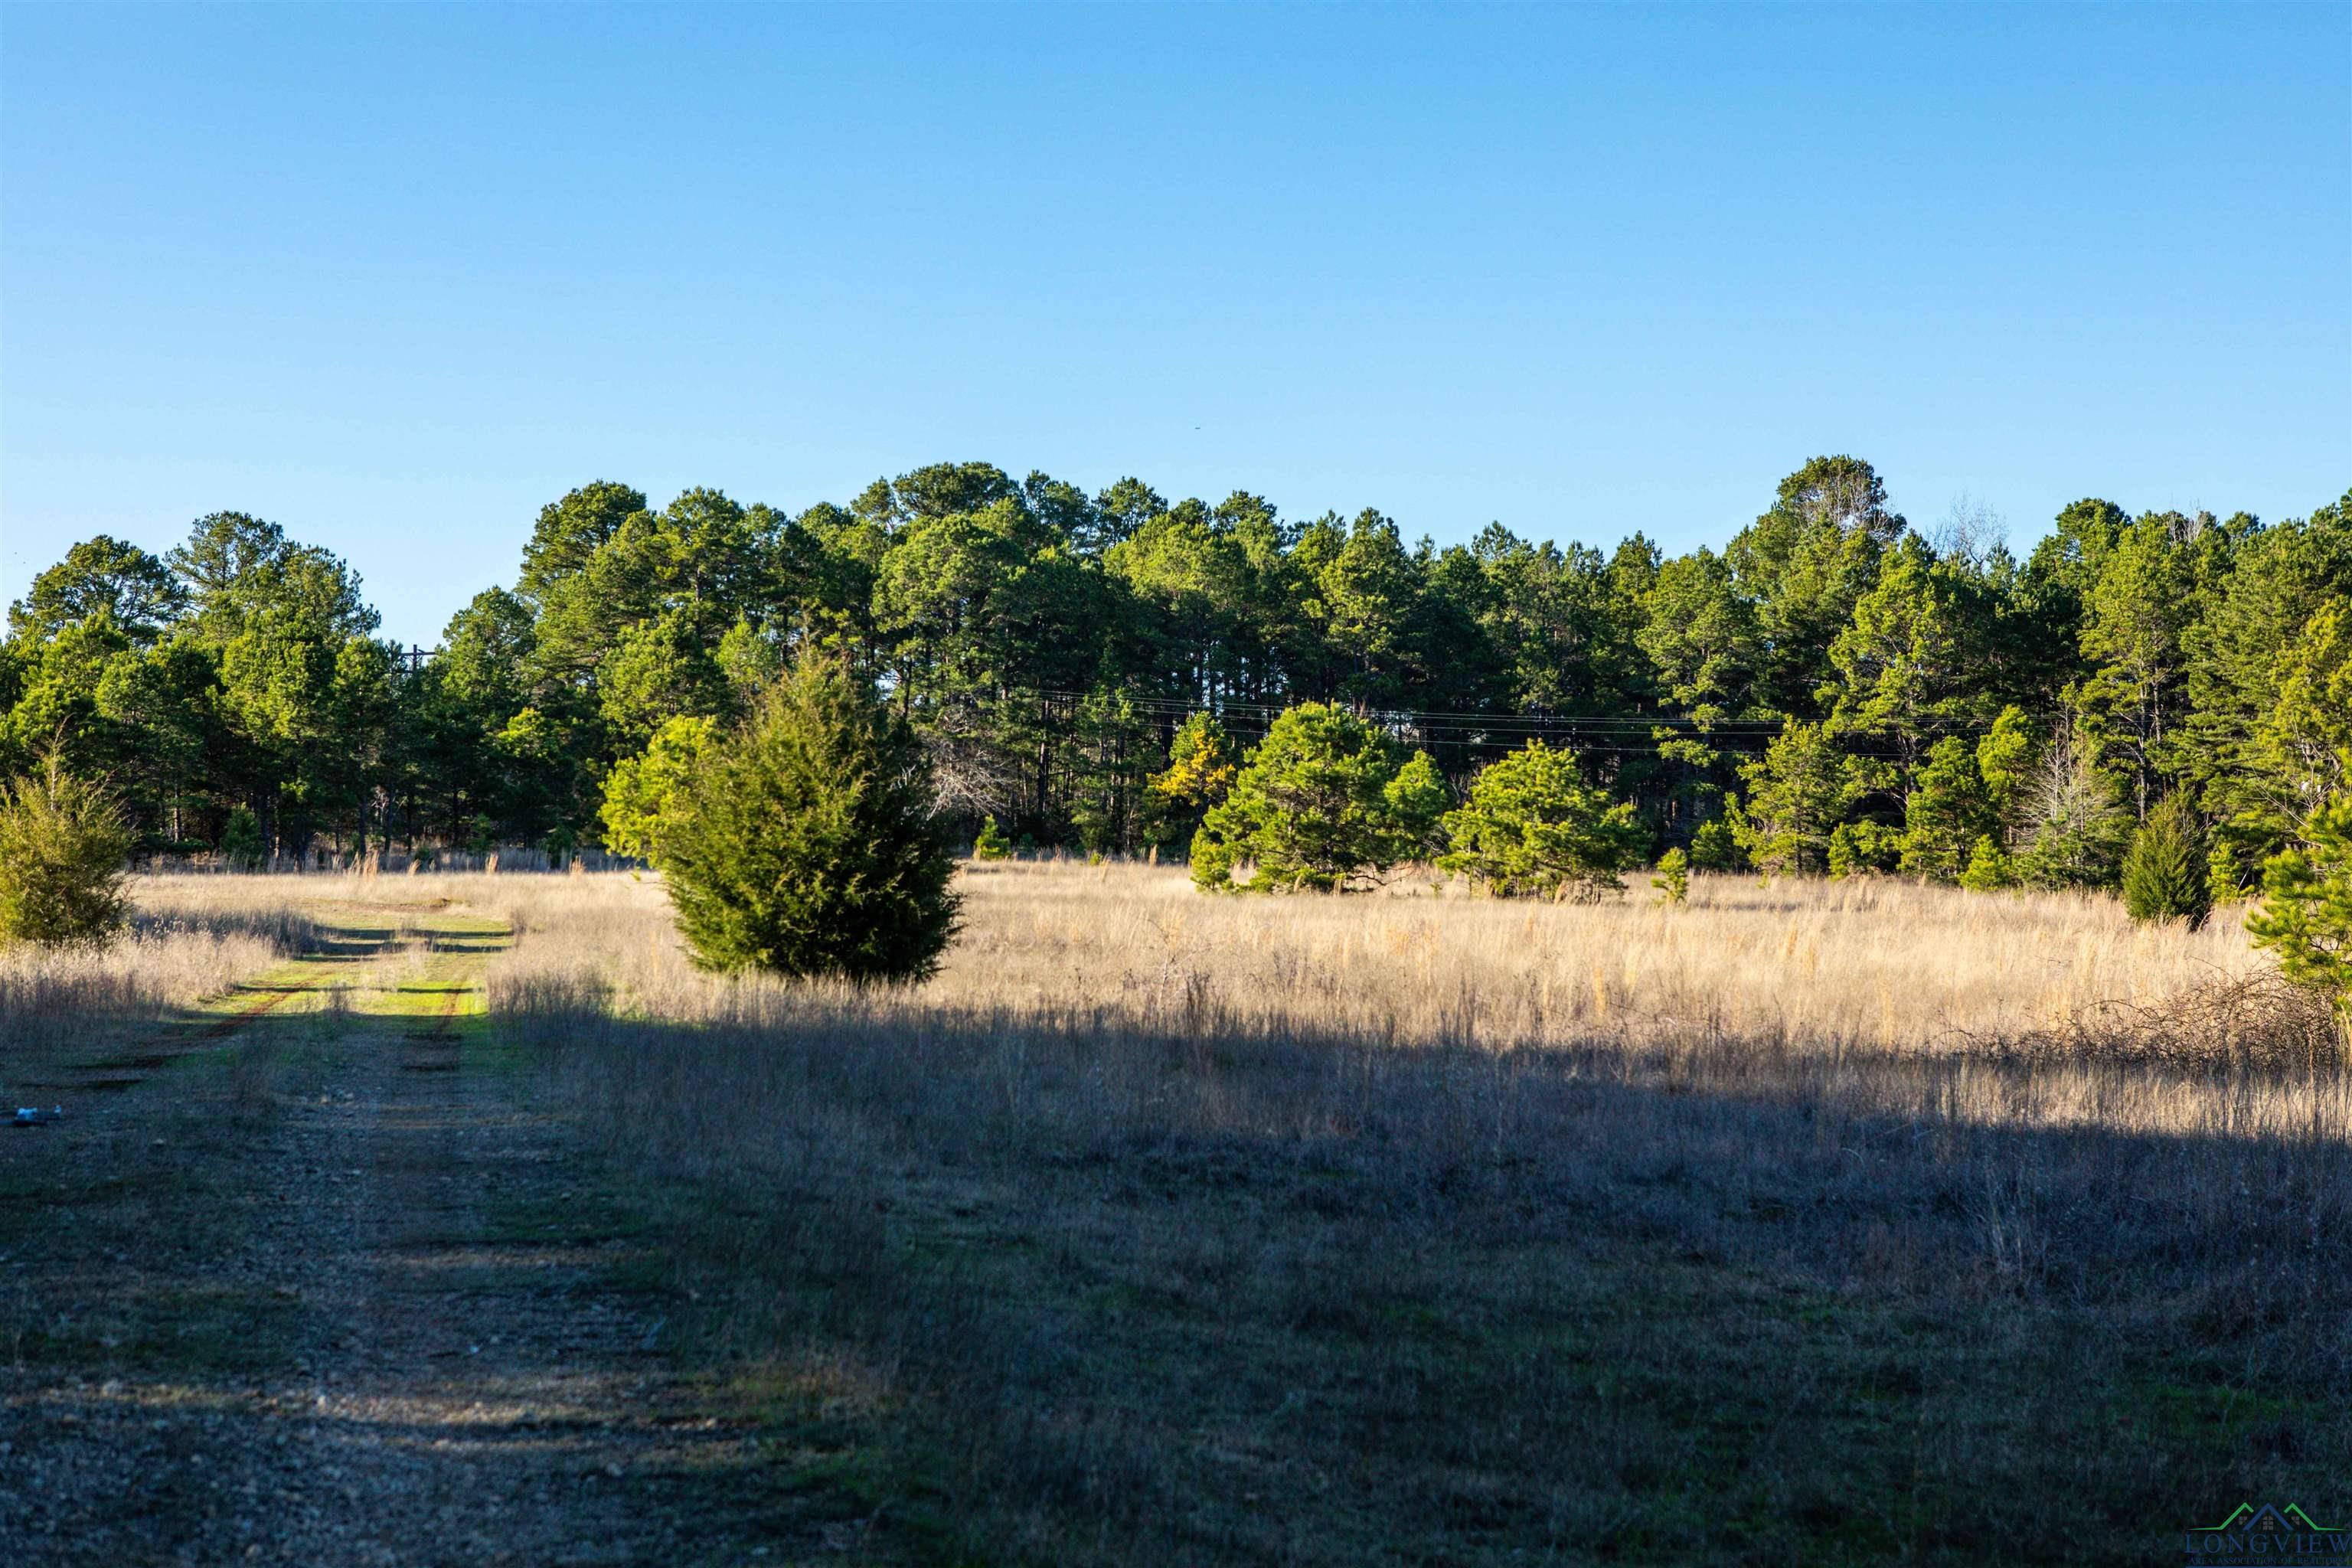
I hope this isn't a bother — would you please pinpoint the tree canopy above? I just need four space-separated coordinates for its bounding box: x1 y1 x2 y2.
1 458 2341 906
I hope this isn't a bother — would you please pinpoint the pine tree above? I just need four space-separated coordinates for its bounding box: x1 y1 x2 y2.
661 656 959 982
2247 785 2352 1026
1189 704 1435 893
1736 720 1860 877
1385 750 1452 865
1437 740 1645 901
1974 705 2040 860
1651 847 1690 905
1900 737 1995 882
972 815 1012 861
220 805 263 871
1829 820 1901 879
0 754 132 947
2121 792 2212 929
1144 711 1237 855
596 714 716 861
1690 811 1745 871
1959 835 2016 891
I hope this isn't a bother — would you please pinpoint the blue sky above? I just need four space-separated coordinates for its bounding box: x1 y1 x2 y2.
4 2 2346 646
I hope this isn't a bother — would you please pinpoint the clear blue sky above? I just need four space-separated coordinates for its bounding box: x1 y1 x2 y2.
4 2 2346 646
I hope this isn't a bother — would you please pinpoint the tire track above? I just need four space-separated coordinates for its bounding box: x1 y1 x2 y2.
4 916 819 1566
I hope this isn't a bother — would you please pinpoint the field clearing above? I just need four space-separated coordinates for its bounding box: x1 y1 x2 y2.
489 863 2348 1563
5 864 2347 1566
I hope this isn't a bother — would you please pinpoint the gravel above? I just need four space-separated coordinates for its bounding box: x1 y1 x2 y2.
0 950 841 1566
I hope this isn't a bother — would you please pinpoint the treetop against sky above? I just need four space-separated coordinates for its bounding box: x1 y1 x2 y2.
1 3 2344 646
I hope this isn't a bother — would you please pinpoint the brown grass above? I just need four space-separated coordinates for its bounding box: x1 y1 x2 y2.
24 864 2335 1558
495 861 2314 1063
474 863 2350 1564
0 879 323 1071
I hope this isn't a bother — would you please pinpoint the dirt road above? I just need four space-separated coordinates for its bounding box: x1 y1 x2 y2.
0 914 846 1567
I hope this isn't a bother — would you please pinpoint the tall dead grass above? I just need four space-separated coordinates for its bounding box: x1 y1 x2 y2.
484 863 2347 1561
83 864 2334 1558
494 861 2335 1102
0 878 325 1069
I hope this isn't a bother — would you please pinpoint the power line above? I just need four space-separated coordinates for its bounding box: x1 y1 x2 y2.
960 685 1994 760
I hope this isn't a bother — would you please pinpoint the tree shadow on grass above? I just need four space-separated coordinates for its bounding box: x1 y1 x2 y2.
502 1000 2352 1566
6 980 2349 1566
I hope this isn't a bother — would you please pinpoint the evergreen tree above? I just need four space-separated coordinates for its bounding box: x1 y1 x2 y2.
2073 511 2203 816
1 459 2324 879
2120 793 2212 929
1824 536 1993 777
220 805 263 869
6 536 188 645
1438 740 1643 900
972 815 1012 861
1959 835 2016 891
1651 847 1690 905
1145 710 1239 854
1726 456 1904 719
1974 705 2039 848
2180 495 2351 889
1899 736 1994 882
1828 820 1902 879
1736 720 1860 877
597 715 717 861
661 657 959 982
1690 812 1745 871
0 754 132 947
2246 782 2352 1027
1386 750 1452 864
1189 704 1433 893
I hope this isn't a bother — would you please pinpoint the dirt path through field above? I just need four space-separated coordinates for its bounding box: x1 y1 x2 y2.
0 913 822 1567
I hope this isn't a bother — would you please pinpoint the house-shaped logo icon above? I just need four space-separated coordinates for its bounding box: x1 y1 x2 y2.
2184 1503 2347 1564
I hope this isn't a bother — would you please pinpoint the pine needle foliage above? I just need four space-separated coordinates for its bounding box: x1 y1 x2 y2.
1959 835 2016 892
2248 785 2352 1021
1439 740 1645 901
661 657 959 982
1651 847 1690 906
220 805 263 871
0 753 133 948
1189 704 1441 893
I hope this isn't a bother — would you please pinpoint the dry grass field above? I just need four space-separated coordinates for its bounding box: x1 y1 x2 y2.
0 884 319 1062
5 863 2347 1565
488 863 2347 1564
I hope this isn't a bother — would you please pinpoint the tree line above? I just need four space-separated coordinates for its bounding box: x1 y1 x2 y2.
2 456 2346 902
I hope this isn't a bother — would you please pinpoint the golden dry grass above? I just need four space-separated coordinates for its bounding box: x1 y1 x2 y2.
489 861 2340 1137
488 860 2276 1040
29 864 2347 1562
126 858 2288 1065
471 861 2347 1563
0 878 327 1067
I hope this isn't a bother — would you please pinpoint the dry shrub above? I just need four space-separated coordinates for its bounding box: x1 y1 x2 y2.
1984 968 2341 1069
